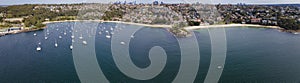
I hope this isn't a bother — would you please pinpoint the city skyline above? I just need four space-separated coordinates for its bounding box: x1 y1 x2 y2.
1 0 300 5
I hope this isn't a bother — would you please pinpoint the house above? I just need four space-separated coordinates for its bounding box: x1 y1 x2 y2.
251 18 262 24
4 18 24 23
0 13 4 17
262 20 268 24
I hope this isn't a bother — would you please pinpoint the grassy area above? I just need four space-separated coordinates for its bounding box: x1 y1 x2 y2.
53 16 77 21
0 23 12 29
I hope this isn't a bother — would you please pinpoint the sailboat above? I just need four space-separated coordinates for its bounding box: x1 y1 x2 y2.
36 42 42 51
64 31 67 35
110 27 114 31
131 35 135 38
217 66 223 69
36 46 42 51
106 35 111 39
44 32 48 40
120 42 125 45
82 41 88 45
55 40 58 47
70 45 73 50
79 34 83 39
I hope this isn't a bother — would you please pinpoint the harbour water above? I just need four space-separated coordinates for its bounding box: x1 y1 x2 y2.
0 22 300 82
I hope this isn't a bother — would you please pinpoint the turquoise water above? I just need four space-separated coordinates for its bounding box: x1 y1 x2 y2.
0 22 300 83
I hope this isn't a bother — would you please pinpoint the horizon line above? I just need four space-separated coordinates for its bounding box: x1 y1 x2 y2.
1 2 300 6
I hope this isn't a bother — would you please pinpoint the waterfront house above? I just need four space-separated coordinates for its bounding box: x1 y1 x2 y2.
4 18 24 23
251 18 262 24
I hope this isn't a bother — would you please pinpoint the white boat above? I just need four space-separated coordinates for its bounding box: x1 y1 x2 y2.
36 42 42 51
34 33 37 36
70 45 73 50
106 35 111 39
45 37 48 40
131 35 135 38
98 32 102 35
120 42 125 45
71 35 75 39
79 34 83 39
217 66 223 69
55 40 58 47
105 30 109 33
36 46 42 51
55 43 58 47
82 41 88 45
64 32 67 35
294 32 299 35
59 36 62 39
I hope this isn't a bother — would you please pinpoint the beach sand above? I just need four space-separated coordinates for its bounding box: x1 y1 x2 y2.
43 20 282 30
184 24 281 30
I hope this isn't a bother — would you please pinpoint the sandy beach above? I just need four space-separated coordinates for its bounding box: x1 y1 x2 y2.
43 20 282 30
184 24 281 30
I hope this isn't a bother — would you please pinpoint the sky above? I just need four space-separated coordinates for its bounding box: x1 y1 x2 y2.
0 0 300 5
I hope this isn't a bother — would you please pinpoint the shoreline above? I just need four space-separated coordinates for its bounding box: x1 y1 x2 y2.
1 20 298 37
42 20 172 28
1 20 171 36
184 24 282 30
44 20 283 30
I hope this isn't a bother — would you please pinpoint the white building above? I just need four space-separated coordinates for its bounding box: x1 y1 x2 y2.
4 18 24 22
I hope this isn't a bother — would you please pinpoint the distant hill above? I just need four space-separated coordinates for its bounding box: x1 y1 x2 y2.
0 5 9 7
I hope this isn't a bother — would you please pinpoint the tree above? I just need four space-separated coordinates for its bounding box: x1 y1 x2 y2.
0 17 3 22
278 17 300 30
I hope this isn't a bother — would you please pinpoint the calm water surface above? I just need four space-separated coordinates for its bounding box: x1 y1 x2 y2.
0 22 300 83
